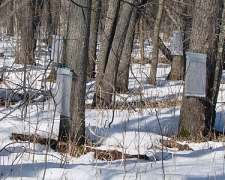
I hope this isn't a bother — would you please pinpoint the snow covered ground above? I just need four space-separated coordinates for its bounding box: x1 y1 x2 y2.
0 34 225 180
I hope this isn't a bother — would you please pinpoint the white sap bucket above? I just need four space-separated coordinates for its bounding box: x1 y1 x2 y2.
51 35 63 63
185 52 207 97
55 67 73 117
171 30 183 56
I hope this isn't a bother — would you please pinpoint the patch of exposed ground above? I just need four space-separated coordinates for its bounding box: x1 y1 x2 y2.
10 133 149 161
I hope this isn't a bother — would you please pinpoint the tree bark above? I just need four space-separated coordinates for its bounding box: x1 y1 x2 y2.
166 55 184 80
91 0 120 107
58 0 91 145
6 0 14 36
92 0 135 108
149 0 165 85
41 0 52 44
178 0 224 140
167 0 193 81
44 0 62 81
116 4 138 93
139 17 145 65
51 0 60 35
87 0 101 78
145 18 173 63
19 0 36 65
96 0 120 75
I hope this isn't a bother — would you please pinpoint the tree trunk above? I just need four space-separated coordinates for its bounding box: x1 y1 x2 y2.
50 0 60 35
149 0 165 85
41 0 52 44
95 0 120 75
167 0 193 81
139 17 145 65
14 0 19 63
44 0 62 81
58 0 91 145
116 4 138 93
91 0 120 107
178 0 224 140
41 0 57 81
19 0 36 65
166 55 184 80
145 18 173 63
6 0 14 36
87 0 101 78
92 0 135 108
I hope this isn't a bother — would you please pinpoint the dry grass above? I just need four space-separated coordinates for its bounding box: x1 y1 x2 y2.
86 99 182 110
131 57 171 64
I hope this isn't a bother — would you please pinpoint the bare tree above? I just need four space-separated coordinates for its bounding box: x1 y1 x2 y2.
58 0 91 145
139 16 145 65
91 0 120 107
166 0 193 80
92 0 135 108
116 3 139 93
178 0 224 140
19 0 37 65
95 0 120 78
6 0 14 36
149 0 165 85
41 0 52 45
88 0 101 78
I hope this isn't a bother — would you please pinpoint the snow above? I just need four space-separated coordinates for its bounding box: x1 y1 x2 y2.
0 35 225 180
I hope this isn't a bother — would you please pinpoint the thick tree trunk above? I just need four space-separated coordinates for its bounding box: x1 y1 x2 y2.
92 0 135 108
178 0 224 140
92 0 120 107
87 0 101 78
149 0 165 85
96 0 120 75
116 5 138 93
58 0 91 145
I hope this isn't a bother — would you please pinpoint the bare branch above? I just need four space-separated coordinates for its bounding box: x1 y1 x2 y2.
0 0 29 26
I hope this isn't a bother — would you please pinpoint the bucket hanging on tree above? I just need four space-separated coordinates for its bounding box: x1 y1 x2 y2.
185 52 207 97
51 35 63 63
55 67 73 117
171 30 183 56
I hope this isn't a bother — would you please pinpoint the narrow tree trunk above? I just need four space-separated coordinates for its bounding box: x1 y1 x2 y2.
44 0 61 81
145 18 173 63
58 0 91 145
149 0 165 85
139 17 145 65
6 0 14 36
14 0 19 63
116 5 138 93
178 0 223 140
51 0 60 35
41 0 52 44
41 0 56 81
87 0 101 78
